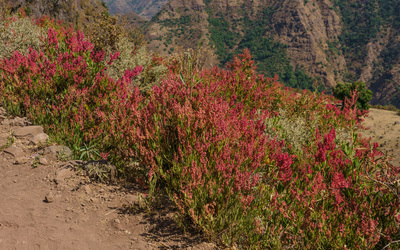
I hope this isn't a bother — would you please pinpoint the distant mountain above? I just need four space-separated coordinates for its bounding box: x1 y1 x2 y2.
121 11 147 27
101 0 169 19
5 0 108 26
143 0 400 107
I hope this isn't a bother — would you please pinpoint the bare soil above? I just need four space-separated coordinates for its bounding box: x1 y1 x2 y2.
361 108 400 165
0 107 216 250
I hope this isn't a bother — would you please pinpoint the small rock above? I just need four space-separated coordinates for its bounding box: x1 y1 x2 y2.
5 117 32 126
45 192 54 203
54 168 74 185
44 145 72 159
13 180 16 183
65 160 83 167
39 157 48 165
3 145 24 159
30 133 49 145
114 219 120 224
13 126 44 138
394 121 399 125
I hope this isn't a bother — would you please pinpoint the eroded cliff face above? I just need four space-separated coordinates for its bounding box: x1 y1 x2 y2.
144 0 400 106
269 0 347 87
145 0 348 86
364 29 400 106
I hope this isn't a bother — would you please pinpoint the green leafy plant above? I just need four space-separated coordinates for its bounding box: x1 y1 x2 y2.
82 162 113 182
57 147 71 162
31 156 40 168
78 142 101 161
333 81 373 111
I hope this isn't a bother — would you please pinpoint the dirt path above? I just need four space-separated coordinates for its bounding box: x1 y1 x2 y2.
0 107 216 250
361 108 400 165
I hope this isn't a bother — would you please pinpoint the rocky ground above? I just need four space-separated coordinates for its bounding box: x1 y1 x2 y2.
0 106 216 250
0 106 399 250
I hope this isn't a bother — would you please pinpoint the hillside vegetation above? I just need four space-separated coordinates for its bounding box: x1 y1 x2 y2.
1 7 400 249
144 0 400 107
3 0 108 27
101 0 169 19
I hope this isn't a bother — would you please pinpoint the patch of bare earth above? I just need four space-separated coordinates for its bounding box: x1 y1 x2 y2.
0 106 216 250
361 108 400 165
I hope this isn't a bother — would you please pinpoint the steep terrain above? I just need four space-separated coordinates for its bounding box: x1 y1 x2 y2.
143 0 350 91
101 0 169 19
5 0 108 27
121 11 148 27
144 0 219 68
143 0 400 106
335 0 400 107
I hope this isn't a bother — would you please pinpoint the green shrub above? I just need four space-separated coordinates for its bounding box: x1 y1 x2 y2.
333 81 372 111
107 42 168 92
85 12 167 92
0 15 45 59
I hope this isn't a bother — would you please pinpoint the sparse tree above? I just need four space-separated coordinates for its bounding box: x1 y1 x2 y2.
333 81 372 111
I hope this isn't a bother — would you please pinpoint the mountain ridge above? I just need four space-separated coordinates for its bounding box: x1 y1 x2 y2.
142 0 400 107
4 0 108 26
101 0 169 19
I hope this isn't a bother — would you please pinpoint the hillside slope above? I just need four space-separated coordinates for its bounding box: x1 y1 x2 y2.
5 0 108 27
101 0 169 19
144 0 400 106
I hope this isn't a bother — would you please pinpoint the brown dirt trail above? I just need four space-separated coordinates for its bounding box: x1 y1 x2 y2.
0 106 216 250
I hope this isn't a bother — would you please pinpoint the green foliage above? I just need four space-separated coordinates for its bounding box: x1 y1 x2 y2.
0 16 45 59
208 15 237 64
83 12 166 92
334 0 400 81
333 81 373 111
85 12 127 52
81 162 114 182
77 141 101 161
380 42 400 64
105 37 168 91
206 6 320 92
